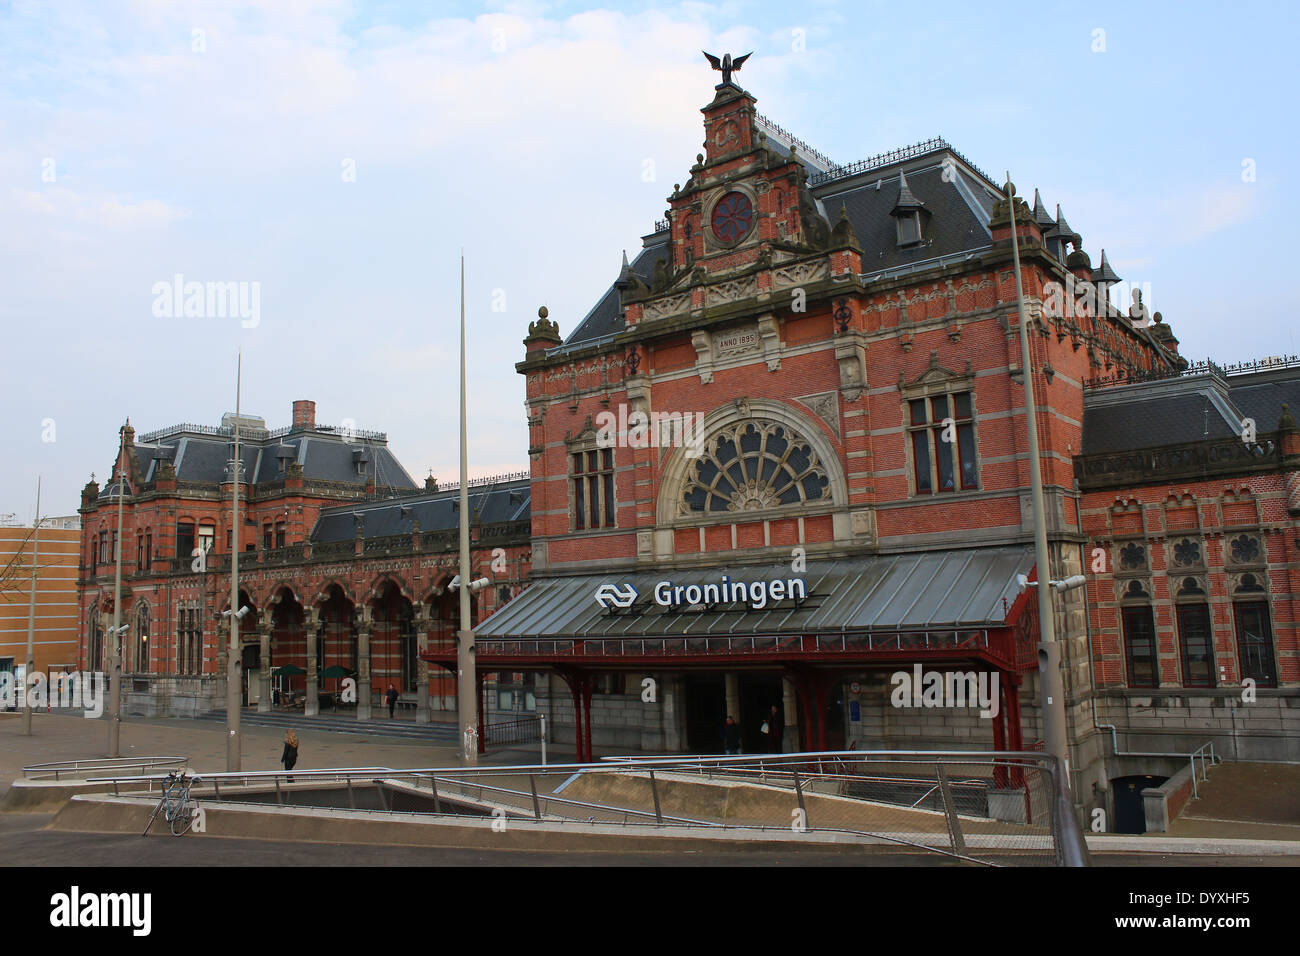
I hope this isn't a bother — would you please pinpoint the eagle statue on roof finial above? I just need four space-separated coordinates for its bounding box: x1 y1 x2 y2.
703 50 751 87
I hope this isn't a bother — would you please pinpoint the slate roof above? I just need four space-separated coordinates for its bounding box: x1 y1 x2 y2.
557 137 1007 353
826 162 996 278
1082 366 1300 456
109 427 418 498
310 477 530 543
559 238 668 352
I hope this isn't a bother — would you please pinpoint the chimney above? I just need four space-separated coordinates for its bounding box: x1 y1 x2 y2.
292 400 316 430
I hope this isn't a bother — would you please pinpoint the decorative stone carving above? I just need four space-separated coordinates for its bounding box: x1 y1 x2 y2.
796 391 841 439
772 259 829 289
757 313 782 371
704 275 759 307
691 330 714 384
850 509 876 541
643 292 693 321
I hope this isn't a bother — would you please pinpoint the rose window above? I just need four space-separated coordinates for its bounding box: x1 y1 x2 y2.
1230 535 1261 564
711 191 754 243
682 420 830 514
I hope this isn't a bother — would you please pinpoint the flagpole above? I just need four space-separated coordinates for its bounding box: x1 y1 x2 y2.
22 477 41 735
457 252 478 765
227 350 243 771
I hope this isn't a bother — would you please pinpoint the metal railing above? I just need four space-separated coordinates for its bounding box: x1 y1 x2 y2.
23 755 189 781
1189 742 1220 799
84 750 1088 866
471 630 992 659
484 715 544 748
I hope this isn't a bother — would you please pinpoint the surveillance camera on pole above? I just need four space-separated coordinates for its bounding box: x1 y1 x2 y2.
449 575 491 593
222 605 251 620
1016 573 1086 595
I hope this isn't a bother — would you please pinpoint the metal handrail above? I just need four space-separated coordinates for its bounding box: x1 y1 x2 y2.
83 750 1087 866
1189 742 1220 799
23 755 189 781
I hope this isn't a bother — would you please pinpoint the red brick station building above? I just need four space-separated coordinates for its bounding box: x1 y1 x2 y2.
79 70 1298 827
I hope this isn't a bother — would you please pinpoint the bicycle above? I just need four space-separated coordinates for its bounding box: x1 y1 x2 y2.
142 770 201 836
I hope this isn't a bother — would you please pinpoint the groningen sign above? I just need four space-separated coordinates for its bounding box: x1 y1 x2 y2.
594 575 807 611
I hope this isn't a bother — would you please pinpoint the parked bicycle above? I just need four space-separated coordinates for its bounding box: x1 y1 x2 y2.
142 769 201 836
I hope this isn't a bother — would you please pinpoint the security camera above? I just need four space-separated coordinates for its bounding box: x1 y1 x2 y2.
1051 574 1087 593
448 576 491 592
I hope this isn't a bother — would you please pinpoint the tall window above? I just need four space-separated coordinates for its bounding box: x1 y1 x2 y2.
275 521 286 549
263 523 273 550
197 523 215 555
136 535 144 571
1176 600 1214 688
98 530 107 566
909 392 978 494
134 603 150 673
1234 601 1276 687
571 448 615 530
144 531 151 569
1122 603 1158 688
176 522 195 562
89 608 103 672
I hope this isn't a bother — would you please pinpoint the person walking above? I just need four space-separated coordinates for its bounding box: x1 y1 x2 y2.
281 729 299 782
386 683 399 720
722 715 741 755
766 704 783 754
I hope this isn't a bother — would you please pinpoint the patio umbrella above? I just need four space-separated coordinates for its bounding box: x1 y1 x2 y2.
320 665 355 679
272 665 307 676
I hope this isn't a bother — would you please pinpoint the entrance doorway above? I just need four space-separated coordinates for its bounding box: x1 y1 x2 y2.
1111 775 1167 833
684 674 726 754
824 682 847 751
739 675 782 754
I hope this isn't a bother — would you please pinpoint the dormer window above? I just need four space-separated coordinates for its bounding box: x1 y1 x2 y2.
890 169 926 248
897 211 922 245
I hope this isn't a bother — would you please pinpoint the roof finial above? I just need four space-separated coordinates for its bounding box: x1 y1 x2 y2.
702 50 752 88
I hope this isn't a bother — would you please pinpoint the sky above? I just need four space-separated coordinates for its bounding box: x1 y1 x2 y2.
3 0 1296 522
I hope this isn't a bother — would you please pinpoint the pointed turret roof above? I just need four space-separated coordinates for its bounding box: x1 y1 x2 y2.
1032 189 1056 229
890 169 925 214
1044 203 1080 246
1094 248 1121 284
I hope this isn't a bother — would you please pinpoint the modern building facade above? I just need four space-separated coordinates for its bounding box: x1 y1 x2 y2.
445 69 1298 827
1 517 81 680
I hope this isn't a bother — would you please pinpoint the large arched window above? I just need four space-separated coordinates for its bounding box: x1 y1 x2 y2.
681 420 830 514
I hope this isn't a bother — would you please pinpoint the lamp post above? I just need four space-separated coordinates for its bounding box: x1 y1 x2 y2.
1006 176 1089 865
456 253 478 765
22 478 41 735
227 351 244 771
107 452 127 758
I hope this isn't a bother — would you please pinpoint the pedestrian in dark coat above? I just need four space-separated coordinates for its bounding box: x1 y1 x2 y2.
386 684 399 719
282 730 299 782
722 716 741 755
